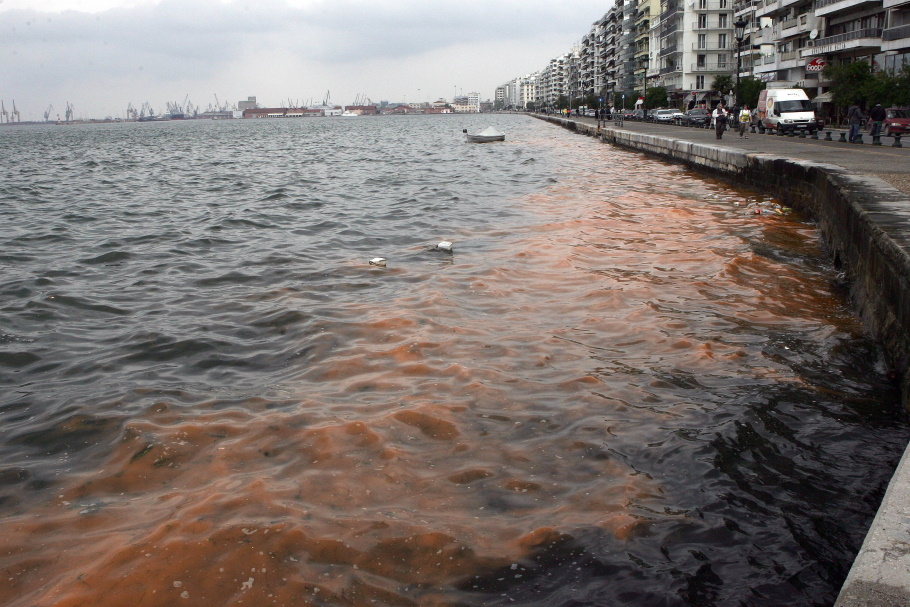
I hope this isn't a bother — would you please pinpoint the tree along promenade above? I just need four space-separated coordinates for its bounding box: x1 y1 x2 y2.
537 112 910 607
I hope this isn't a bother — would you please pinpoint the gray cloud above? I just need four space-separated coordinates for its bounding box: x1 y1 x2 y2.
0 0 603 119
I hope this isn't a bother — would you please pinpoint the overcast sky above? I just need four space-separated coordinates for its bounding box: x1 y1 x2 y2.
0 0 607 121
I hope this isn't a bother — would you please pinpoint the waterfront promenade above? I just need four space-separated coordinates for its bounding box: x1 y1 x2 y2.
569 113 910 195
540 113 910 607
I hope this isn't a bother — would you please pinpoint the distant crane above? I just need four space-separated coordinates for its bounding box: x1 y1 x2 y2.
322 90 332 106
44 104 54 122
1 100 8 123
126 102 138 120
11 100 21 122
214 93 221 112
64 102 74 122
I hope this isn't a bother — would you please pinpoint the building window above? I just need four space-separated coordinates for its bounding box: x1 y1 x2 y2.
698 14 708 28
718 33 727 48
697 54 707 67
697 75 706 88
718 13 728 27
698 33 707 48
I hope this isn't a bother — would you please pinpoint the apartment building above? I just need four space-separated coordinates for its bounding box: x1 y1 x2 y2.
501 0 908 110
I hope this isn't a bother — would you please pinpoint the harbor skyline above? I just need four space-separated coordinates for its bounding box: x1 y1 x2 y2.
0 0 604 121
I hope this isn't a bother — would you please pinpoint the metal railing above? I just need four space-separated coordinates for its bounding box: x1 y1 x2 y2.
660 43 679 56
813 28 883 48
691 63 731 71
692 42 731 49
883 24 910 42
815 0 877 8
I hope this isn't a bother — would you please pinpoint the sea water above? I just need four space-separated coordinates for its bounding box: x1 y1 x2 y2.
1 114 907 606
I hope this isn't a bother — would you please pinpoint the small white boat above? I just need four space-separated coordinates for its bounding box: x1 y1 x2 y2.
464 127 505 143
341 111 358 117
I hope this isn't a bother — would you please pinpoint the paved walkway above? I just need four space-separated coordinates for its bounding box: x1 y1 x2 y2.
564 114 910 196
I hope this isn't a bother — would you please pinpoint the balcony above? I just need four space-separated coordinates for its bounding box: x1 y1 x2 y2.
806 27 883 54
814 0 881 15
780 17 798 29
694 0 733 9
883 23 910 41
694 23 735 30
660 43 680 56
660 64 682 74
692 42 732 49
661 4 683 19
691 62 732 71
661 21 681 37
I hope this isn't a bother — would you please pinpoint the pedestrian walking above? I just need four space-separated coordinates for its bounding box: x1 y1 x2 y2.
869 103 886 137
847 101 863 143
712 102 728 140
738 105 751 138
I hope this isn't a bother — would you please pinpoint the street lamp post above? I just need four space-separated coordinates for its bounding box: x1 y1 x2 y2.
734 17 748 109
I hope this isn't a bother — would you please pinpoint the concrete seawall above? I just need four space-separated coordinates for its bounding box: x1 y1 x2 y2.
535 115 910 606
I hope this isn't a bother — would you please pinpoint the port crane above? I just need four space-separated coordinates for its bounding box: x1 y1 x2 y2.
44 104 54 122
126 102 138 120
64 102 74 122
1 101 7 123
11 100 21 122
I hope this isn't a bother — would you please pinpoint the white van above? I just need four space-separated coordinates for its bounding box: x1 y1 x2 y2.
757 89 817 133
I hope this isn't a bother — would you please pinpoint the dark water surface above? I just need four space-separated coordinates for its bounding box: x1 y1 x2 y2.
1 114 908 606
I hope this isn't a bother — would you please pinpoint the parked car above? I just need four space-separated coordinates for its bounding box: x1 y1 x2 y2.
884 108 910 137
631 109 646 121
683 108 710 126
652 109 684 122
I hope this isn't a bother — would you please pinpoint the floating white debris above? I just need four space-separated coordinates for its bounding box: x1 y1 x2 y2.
369 258 387 267
436 241 453 252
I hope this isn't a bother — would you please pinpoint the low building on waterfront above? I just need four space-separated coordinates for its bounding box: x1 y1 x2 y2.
242 108 324 118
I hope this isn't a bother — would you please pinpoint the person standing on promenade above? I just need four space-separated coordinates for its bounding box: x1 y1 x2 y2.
870 103 886 137
848 101 863 143
712 102 728 140
738 105 751 138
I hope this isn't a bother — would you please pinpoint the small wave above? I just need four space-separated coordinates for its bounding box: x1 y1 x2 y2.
120 333 229 363
220 218 275 229
195 272 260 287
0 351 41 368
259 190 288 202
45 294 132 316
78 251 131 265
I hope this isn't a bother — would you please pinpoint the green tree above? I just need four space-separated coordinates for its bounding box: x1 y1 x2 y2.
865 65 910 107
735 77 765 109
556 95 569 110
644 87 668 109
710 75 734 97
822 61 873 113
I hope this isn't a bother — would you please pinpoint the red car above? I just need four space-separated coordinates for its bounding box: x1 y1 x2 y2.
884 108 910 137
